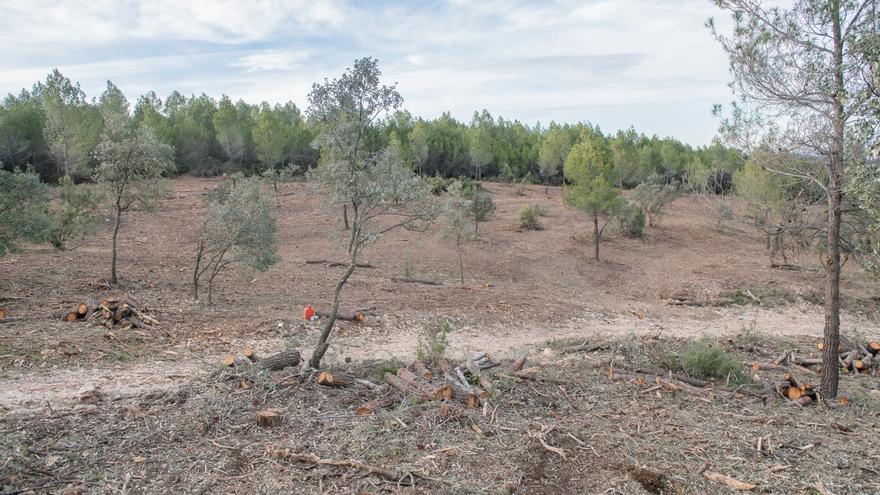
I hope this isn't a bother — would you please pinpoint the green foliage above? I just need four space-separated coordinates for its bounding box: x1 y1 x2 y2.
416 320 453 366
466 188 495 233
564 135 623 259
0 169 53 256
518 204 544 231
194 176 278 302
51 175 103 249
631 180 677 227
442 181 477 285
679 340 748 385
616 199 645 237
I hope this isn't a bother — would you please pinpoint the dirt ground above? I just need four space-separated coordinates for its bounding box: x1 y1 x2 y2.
1 178 879 493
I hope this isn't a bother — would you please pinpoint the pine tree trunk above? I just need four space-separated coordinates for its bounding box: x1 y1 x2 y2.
343 204 350 230
822 4 844 398
592 212 600 261
110 207 121 285
458 240 464 286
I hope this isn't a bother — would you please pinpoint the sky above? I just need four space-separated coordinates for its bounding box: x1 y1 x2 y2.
0 0 738 146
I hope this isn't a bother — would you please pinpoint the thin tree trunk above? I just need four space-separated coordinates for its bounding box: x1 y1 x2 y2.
110 206 121 285
458 239 464 286
822 3 844 398
592 211 600 261
193 242 204 299
309 262 356 369
343 204 350 230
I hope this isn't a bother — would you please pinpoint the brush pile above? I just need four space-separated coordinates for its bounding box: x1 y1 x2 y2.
314 352 530 417
61 295 159 330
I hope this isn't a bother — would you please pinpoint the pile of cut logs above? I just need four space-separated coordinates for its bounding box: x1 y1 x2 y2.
775 372 817 406
314 352 523 416
62 295 159 330
819 340 880 374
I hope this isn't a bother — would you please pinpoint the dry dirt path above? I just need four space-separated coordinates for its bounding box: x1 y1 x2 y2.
2 305 877 414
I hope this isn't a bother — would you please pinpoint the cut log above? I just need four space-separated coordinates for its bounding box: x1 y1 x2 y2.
243 347 258 362
256 350 301 371
0 308 6 320
63 311 78 322
390 277 442 286
702 471 756 491
560 343 607 354
119 294 141 310
854 354 872 372
790 355 823 366
509 355 527 372
396 368 453 400
749 362 786 372
101 307 112 320
438 400 464 419
842 350 860 370
256 408 283 427
411 360 433 380
868 341 880 356
316 371 352 388
385 373 425 402
305 259 374 268
223 355 249 368
128 317 152 331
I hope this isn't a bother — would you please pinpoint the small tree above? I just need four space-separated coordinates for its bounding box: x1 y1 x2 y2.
465 188 495 234
50 175 103 249
564 138 622 261
193 177 278 303
631 180 678 227
0 168 52 256
538 126 572 192
306 57 436 369
443 182 476 286
94 126 173 285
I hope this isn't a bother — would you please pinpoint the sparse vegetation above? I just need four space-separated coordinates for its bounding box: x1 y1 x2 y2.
679 340 748 385
631 180 678 228
518 204 545 231
415 320 452 366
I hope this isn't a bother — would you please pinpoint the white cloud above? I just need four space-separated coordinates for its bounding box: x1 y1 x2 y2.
232 51 310 72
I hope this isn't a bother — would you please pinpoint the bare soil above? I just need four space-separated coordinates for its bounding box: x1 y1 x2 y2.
1 178 879 493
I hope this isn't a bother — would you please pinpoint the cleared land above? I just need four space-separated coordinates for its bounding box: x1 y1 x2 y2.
1 178 878 494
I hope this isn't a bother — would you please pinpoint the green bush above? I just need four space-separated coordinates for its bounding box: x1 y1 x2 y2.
616 199 645 237
518 204 545 230
51 175 103 249
631 181 678 227
416 320 453 366
427 176 454 195
680 340 748 384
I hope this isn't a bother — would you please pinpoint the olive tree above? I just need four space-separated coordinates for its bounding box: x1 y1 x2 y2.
94 120 173 284
306 57 436 369
193 177 278 303
631 180 678 227
711 0 877 397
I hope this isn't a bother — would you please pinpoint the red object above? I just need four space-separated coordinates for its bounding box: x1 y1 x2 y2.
303 305 315 320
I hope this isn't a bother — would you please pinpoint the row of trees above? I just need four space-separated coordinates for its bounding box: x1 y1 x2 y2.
0 70 745 188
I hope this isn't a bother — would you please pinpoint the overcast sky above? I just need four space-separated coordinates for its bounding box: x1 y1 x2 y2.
0 0 737 146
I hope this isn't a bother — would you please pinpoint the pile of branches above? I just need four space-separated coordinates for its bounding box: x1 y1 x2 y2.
774 372 818 406
821 340 880 375
314 352 535 417
62 295 158 330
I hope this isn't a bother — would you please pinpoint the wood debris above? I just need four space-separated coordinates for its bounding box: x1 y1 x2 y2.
62 295 159 330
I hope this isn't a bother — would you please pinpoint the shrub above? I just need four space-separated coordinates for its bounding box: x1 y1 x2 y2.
416 320 452 366
467 189 496 233
616 199 645 237
51 175 103 249
427 176 453 195
680 340 747 384
518 204 545 230
631 182 677 227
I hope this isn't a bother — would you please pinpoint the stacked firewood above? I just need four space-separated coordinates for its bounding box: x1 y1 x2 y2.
824 340 880 374
314 352 511 416
62 295 158 330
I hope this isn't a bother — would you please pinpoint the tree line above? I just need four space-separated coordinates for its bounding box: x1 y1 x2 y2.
0 70 744 187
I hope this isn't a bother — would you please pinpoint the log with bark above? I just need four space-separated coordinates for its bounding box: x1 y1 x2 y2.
305 259 374 268
390 277 442 286
316 371 353 388
224 350 301 371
